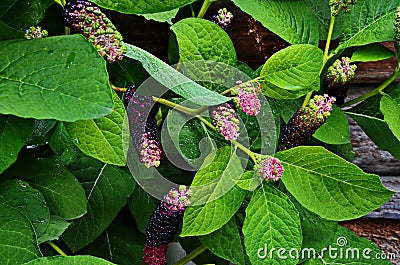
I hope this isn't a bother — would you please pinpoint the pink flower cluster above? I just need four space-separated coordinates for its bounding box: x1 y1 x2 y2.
163 185 193 212
139 132 162 168
212 8 234 31
210 103 240 141
326 57 357 84
302 94 336 124
256 157 284 181
231 80 261 116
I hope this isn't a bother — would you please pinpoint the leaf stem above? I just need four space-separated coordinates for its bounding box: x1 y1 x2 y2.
152 96 200 114
172 244 208 265
341 68 400 107
47 241 67 256
197 0 212 18
301 15 336 109
111 83 127 93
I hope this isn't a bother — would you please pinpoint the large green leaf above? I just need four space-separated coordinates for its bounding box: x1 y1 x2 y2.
313 106 350 145
351 43 395 63
199 217 246 265
37 215 70 244
276 146 395 221
171 18 236 64
0 203 41 264
0 115 34 174
181 147 245 236
141 8 179 24
233 0 319 45
380 94 400 141
0 35 113 121
63 160 136 252
0 179 50 237
124 43 230 106
303 226 392 264
91 0 195 14
0 20 24 41
242 184 302 265
259 44 323 100
23 256 116 265
0 0 53 30
30 165 87 221
65 91 125 166
337 0 400 50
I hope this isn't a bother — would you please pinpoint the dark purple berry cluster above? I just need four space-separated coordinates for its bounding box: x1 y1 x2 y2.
125 85 162 168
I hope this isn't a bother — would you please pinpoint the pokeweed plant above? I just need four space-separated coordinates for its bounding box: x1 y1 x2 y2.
0 0 399 264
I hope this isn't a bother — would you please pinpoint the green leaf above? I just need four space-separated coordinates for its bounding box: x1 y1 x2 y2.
64 91 125 166
304 226 392 264
289 195 338 250
346 111 400 160
236 170 261 191
276 146 395 220
181 147 245 236
30 164 87 220
337 0 400 50
91 0 195 14
313 106 350 145
23 256 116 265
171 18 236 65
0 35 113 121
0 115 34 174
79 220 145 265
37 215 70 244
242 184 302 265
304 0 342 40
0 203 41 264
141 8 179 24
127 185 159 234
260 44 323 99
27 119 57 146
380 94 400 141
124 43 231 106
199 216 246 265
0 20 24 41
0 0 53 30
63 161 136 252
0 179 50 237
351 43 395 62
233 0 319 45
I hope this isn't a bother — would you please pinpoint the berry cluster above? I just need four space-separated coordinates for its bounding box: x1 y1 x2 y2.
210 102 240 141
324 57 357 105
125 85 162 168
212 8 234 31
329 0 358 16
143 186 192 265
395 7 400 41
231 80 261 116
24 26 48 39
279 94 336 151
63 0 126 62
255 157 284 182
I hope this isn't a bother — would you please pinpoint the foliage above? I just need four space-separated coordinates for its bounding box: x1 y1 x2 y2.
0 0 397 264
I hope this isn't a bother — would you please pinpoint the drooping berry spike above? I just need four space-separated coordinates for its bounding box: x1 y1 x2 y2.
329 0 358 16
324 57 357 105
278 94 336 151
255 157 284 181
24 26 48 39
126 85 162 168
212 8 234 31
231 80 261 116
395 7 400 41
209 102 240 141
63 0 126 63
143 186 192 265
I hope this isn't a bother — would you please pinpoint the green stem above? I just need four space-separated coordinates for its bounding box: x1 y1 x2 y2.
301 15 336 108
232 140 258 164
152 96 199 114
197 0 212 18
341 68 400 107
47 241 67 256
172 244 208 265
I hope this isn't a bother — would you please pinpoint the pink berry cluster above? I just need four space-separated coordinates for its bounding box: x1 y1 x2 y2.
63 0 126 63
143 186 192 265
326 57 357 85
255 157 284 181
210 103 240 141
212 8 234 31
231 80 261 116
